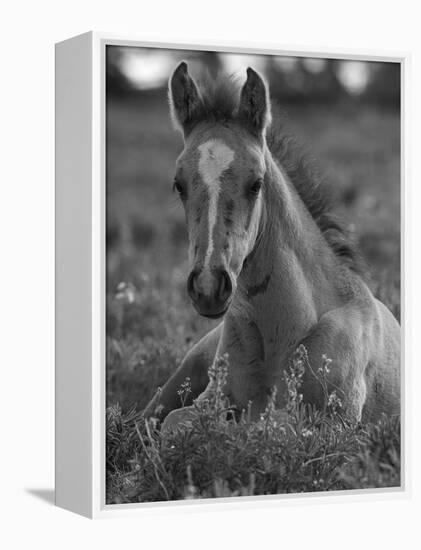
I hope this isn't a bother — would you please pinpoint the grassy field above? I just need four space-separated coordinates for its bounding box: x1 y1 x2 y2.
105 93 400 503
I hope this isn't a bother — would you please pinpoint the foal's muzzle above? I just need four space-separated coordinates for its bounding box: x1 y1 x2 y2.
187 267 233 318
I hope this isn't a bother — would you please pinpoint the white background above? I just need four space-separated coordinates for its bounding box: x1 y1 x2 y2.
1 0 420 547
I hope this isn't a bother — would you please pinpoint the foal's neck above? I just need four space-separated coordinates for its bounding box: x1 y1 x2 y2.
233 151 343 361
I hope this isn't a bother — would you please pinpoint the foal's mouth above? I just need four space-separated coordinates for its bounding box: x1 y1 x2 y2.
192 302 230 320
201 309 228 320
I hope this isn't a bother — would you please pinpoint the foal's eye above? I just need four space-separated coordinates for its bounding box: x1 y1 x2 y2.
248 178 263 197
173 179 185 197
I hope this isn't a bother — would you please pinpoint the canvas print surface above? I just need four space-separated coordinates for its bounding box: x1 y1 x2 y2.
105 45 401 504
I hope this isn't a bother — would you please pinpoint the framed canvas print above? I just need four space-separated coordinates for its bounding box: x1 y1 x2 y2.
55 32 407 518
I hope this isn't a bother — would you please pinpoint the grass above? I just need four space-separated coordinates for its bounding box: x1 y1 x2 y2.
105 94 401 503
106 351 400 503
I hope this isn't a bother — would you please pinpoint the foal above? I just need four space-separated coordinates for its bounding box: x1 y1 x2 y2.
143 62 400 427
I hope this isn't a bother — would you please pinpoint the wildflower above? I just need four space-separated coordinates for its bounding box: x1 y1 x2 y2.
196 354 230 422
177 377 192 407
177 377 191 394
321 354 332 365
115 281 136 303
284 345 307 413
318 354 332 375
208 354 229 404
208 354 229 388
260 387 278 432
328 390 343 414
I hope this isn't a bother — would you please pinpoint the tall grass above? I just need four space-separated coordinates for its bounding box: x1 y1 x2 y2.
106 351 400 504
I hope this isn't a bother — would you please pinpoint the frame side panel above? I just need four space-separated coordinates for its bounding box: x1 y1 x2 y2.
55 32 93 518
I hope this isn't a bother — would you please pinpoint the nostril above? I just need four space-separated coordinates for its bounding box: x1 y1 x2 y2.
187 270 199 300
218 269 232 302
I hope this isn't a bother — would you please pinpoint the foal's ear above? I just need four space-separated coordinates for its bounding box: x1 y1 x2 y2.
169 61 204 136
238 68 271 138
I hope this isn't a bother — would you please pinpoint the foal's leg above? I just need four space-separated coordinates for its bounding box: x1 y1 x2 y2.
298 305 371 423
142 323 222 423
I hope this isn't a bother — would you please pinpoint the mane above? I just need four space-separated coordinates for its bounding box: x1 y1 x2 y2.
196 74 363 274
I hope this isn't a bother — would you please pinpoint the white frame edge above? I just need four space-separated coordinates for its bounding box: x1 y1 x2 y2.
55 31 410 519
55 31 93 517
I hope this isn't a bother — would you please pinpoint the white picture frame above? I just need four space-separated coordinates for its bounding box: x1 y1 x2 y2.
55 31 409 519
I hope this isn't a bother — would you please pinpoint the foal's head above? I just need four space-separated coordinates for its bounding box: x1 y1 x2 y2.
169 62 272 318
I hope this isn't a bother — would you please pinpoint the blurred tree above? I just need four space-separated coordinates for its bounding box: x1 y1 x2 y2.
362 63 400 109
106 47 134 97
266 57 346 104
105 46 399 111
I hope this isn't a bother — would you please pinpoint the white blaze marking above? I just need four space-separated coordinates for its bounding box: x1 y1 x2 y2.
198 140 235 278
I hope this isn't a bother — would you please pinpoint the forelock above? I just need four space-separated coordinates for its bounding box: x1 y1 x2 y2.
196 74 241 123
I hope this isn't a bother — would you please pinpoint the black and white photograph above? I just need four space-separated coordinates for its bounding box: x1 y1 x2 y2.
105 45 401 504
5 0 421 545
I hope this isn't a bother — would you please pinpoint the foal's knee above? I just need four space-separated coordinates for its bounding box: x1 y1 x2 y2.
160 406 198 434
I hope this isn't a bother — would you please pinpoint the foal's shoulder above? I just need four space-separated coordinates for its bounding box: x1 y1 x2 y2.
334 264 374 308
